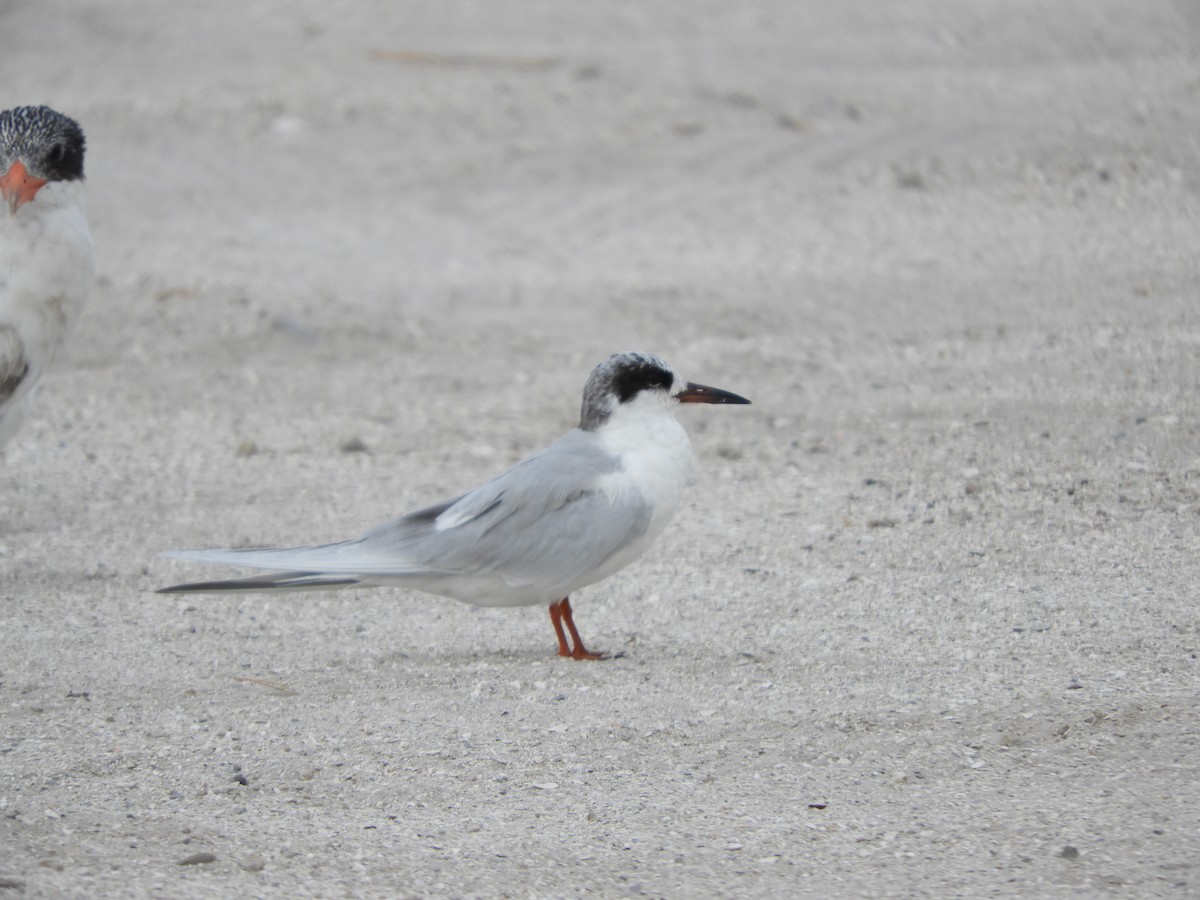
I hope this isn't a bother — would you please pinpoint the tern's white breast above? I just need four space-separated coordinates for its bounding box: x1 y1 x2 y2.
0 180 93 370
596 399 694 542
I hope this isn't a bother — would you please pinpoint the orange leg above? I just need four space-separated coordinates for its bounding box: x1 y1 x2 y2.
548 597 606 660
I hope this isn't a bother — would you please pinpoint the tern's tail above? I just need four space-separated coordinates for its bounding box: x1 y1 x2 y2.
156 571 363 594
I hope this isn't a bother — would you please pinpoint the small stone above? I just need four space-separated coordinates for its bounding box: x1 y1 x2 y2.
178 852 217 866
340 436 369 453
894 166 925 189
1061 845 1080 860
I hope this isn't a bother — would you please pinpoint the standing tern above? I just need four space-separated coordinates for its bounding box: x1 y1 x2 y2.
0 106 92 447
158 351 750 659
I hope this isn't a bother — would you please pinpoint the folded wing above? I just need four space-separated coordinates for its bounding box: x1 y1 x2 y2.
162 429 652 593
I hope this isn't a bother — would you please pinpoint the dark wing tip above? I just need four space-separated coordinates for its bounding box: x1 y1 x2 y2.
156 580 246 594
156 573 363 594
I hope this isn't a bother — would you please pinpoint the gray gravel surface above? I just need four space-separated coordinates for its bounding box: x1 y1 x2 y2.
2 1 1199 896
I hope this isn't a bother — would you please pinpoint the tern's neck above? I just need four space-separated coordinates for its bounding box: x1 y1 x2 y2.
0 180 93 325
595 399 694 541
597 398 693 489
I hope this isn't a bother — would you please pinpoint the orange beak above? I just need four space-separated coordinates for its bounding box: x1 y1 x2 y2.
0 160 48 216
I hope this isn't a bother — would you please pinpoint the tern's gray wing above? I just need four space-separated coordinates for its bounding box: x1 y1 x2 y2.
164 429 653 590
0 324 30 405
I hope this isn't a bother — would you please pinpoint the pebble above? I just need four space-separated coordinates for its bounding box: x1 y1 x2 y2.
178 852 218 866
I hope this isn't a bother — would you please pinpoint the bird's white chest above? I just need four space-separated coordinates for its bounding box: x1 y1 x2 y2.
597 411 693 530
0 187 93 356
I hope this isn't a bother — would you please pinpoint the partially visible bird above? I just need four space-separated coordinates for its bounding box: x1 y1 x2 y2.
158 351 751 659
0 105 92 447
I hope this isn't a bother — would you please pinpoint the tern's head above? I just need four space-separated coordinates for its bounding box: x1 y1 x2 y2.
0 106 86 216
579 351 751 432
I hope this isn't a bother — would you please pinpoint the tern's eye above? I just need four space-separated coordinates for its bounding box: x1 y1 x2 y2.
46 143 66 165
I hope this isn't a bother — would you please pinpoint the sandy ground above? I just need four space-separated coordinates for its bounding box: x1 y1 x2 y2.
1 0 1199 896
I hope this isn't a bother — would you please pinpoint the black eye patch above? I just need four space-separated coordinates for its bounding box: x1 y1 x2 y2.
40 133 85 181
612 359 674 403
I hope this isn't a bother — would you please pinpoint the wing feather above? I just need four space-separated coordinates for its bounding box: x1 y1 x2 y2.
0 324 30 404
162 428 652 593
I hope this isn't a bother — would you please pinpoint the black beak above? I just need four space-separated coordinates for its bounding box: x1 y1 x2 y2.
675 381 751 405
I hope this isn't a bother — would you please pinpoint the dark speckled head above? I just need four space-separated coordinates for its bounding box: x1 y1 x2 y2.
580 352 677 430
0 106 86 182
579 351 750 431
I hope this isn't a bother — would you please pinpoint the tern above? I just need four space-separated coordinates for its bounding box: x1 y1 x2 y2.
158 351 750 659
0 105 92 447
